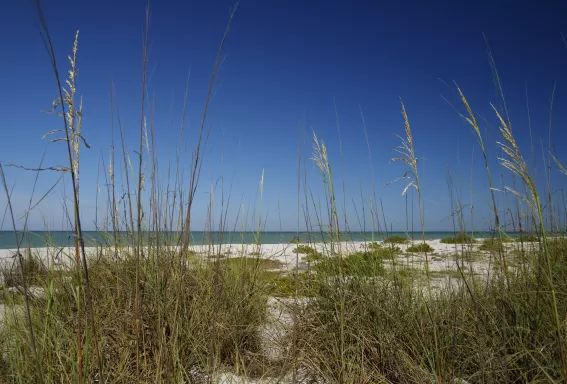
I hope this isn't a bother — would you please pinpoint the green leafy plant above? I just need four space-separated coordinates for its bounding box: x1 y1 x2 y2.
264 272 313 297
1 254 48 288
382 235 409 244
293 245 318 255
316 250 385 277
479 237 513 252
515 233 539 242
440 232 476 244
406 243 434 253
367 242 382 250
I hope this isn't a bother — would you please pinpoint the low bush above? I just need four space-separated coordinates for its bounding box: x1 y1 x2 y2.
479 237 513 251
515 233 539 242
219 256 282 270
292 245 314 254
367 242 382 250
292 244 324 262
406 243 434 253
263 271 314 297
440 232 476 244
1 252 48 288
315 249 388 277
383 235 409 244
303 252 323 262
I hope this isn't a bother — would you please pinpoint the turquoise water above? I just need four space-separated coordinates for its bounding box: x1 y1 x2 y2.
0 230 510 249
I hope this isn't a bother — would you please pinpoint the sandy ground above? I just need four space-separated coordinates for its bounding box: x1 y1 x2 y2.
0 238 536 277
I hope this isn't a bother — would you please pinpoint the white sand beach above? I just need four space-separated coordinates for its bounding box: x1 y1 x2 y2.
0 238 538 284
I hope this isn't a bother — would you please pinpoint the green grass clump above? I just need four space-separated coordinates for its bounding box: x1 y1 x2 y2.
292 244 323 261
383 235 409 244
367 242 382 250
0 252 269 381
183 249 198 257
289 237 302 244
219 256 282 270
293 244 324 262
315 249 387 277
479 237 513 251
515 233 539 242
406 243 434 253
1 253 48 288
548 238 567 257
303 252 323 262
388 245 403 253
373 242 403 254
263 271 313 297
292 244 317 254
298 251 567 382
440 232 476 244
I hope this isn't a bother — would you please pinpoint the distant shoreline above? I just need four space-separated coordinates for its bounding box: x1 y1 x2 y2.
0 230 544 250
0 238 541 275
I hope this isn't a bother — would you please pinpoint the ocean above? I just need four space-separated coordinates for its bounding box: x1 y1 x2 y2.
0 230 506 249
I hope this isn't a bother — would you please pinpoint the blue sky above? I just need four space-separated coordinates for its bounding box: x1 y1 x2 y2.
1 0 566 232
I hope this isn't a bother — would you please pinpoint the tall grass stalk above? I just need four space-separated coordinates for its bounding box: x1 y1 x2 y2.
182 3 238 250
359 107 379 243
390 101 441 382
133 4 150 380
0 163 43 383
311 130 346 379
496 107 567 383
108 77 119 257
456 86 509 285
35 6 103 380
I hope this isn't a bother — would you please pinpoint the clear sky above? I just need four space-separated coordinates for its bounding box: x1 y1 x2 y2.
1 0 566 232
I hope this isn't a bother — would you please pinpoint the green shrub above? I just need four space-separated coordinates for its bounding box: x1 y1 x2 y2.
263 272 314 297
479 237 513 251
219 256 282 270
548 238 567 255
440 232 476 244
1 253 48 288
182 249 198 257
372 243 403 254
367 242 382 250
293 245 318 255
388 245 403 254
368 241 402 253
383 235 409 244
293 245 324 262
515 233 539 242
316 249 387 277
406 243 434 253
304 252 323 262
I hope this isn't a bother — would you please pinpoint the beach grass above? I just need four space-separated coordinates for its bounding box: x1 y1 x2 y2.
440 232 476 244
406 243 434 253
382 235 410 244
